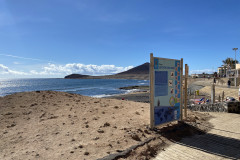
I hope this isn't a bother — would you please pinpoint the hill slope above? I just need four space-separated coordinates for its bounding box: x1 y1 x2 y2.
116 62 149 75
64 62 150 80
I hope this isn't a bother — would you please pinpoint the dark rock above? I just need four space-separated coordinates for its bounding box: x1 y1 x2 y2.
103 122 110 127
7 123 16 128
84 152 89 155
97 129 104 133
131 134 141 141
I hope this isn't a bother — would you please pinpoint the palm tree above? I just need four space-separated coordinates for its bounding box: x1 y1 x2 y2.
222 57 239 69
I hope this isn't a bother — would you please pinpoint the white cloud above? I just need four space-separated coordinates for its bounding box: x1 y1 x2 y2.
33 63 134 76
0 53 54 63
0 64 28 75
0 63 134 77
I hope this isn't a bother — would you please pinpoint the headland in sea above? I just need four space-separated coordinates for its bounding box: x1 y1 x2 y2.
64 62 150 80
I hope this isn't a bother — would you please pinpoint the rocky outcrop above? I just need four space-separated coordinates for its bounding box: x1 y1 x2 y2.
64 74 89 79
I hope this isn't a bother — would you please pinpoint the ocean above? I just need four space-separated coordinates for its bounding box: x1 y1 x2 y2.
0 78 149 97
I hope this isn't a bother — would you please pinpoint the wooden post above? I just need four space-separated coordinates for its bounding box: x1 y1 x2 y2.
211 84 215 104
180 58 183 121
222 91 224 102
150 53 155 128
184 64 188 119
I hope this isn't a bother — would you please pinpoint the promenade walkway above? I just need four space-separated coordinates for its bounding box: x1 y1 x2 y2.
154 112 240 160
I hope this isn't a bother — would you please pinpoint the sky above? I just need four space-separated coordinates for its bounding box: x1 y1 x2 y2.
1 0 240 78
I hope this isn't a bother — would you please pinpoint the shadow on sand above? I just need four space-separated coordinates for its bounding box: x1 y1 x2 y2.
157 122 240 159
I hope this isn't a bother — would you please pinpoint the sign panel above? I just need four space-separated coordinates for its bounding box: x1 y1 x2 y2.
153 57 181 126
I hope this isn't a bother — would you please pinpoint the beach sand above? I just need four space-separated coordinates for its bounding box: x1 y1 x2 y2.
0 91 211 160
189 78 239 100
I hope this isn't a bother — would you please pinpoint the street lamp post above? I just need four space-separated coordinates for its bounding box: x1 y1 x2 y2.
233 48 238 87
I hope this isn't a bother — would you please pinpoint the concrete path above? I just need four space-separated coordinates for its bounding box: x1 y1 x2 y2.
154 113 240 160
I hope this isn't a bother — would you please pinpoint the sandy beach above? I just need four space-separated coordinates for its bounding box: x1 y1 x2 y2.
0 90 210 160
188 78 239 100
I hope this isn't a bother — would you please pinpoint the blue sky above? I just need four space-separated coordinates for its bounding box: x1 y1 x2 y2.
1 0 240 78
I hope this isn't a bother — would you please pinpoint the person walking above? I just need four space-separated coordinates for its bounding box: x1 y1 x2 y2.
227 79 231 88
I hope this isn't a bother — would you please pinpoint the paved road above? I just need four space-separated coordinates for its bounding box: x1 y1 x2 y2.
154 113 240 160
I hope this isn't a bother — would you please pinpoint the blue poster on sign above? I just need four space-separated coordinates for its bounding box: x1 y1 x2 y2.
153 58 181 126
155 71 168 96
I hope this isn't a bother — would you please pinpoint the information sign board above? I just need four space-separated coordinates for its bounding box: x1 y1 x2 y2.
150 54 182 127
